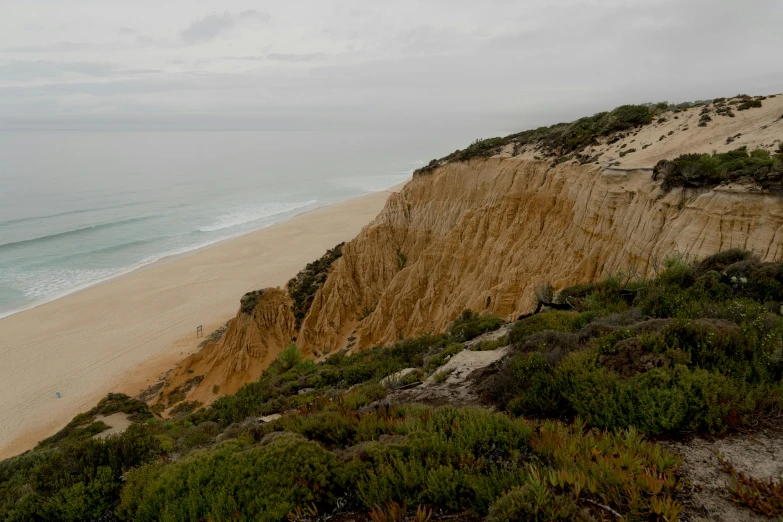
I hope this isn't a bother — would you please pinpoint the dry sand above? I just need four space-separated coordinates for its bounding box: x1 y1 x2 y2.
0 187 398 458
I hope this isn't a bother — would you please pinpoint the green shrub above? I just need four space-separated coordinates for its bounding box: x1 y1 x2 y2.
569 364 760 435
356 406 536 513
0 423 161 521
487 481 585 522
118 435 337 522
506 353 566 416
342 381 387 410
278 344 303 370
455 137 507 161
653 147 783 193
450 310 504 342
509 311 586 343
737 99 763 110
425 343 463 372
298 411 360 447
240 289 264 315
695 248 753 274
286 243 344 327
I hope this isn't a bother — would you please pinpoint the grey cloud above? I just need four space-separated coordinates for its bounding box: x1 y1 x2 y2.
1 0 782 136
181 10 269 44
0 61 158 82
239 10 270 21
266 53 327 62
181 13 235 44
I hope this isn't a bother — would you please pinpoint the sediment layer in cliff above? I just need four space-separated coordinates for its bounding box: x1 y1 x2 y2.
158 94 783 409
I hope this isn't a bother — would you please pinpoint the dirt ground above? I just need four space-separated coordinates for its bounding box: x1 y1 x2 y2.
389 347 510 407
666 427 783 521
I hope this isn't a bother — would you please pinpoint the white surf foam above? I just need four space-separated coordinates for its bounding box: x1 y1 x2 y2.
198 200 318 233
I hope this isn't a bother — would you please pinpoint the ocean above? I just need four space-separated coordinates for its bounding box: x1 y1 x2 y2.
0 129 442 319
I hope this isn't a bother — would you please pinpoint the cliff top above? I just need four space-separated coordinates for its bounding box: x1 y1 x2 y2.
417 93 783 178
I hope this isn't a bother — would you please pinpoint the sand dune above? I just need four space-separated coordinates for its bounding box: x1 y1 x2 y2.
0 188 396 458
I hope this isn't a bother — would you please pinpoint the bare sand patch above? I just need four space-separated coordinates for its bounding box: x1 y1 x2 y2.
92 413 133 440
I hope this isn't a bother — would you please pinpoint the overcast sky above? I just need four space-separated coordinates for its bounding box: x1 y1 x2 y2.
1 0 781 134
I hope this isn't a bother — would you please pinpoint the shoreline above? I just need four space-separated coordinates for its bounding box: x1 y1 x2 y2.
0 186 403 322
0 182 404 459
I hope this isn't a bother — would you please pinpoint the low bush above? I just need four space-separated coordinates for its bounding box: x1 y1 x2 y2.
488 482 585 521
0 423 161 521
653 147 783 193
453 137 507 161
240 289 264 315
737 99 763 110
278 344 303 370
424 343 463 372
509 311 586 343
118 435 337 522
449 310 504 342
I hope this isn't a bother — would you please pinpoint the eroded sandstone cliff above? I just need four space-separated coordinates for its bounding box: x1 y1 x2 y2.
157 95 783 410
301 158 783 352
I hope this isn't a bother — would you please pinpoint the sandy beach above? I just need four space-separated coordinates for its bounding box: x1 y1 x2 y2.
0 187 397 458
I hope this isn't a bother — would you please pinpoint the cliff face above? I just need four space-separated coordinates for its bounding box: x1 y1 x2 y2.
299 159 783 351
158 95 783 408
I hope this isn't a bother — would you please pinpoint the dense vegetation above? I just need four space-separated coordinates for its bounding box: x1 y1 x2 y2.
2 250 783 520
489 249 783 436
654 147 783 193
286 242 344 327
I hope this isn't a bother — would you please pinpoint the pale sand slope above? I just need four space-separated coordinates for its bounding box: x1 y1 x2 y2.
0 188 397 458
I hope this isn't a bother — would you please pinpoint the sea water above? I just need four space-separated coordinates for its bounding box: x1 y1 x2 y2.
0 129 443 319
